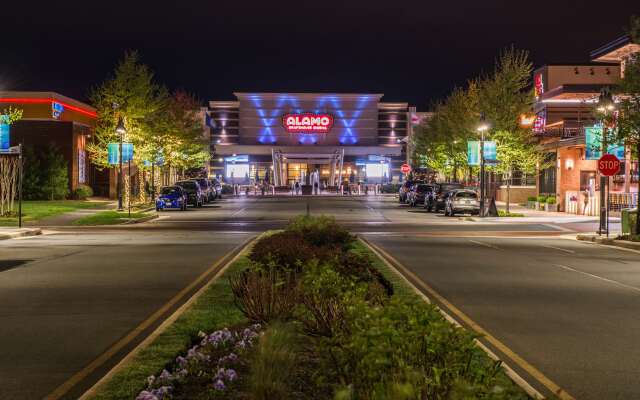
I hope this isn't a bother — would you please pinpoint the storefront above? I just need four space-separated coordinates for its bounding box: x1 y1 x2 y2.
206 93 414 188
0 91 98 194
533 34 639 214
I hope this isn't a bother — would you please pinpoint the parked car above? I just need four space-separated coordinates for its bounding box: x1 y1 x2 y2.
155 186 187 211
407 184 434 207
175 180 205 207
209 178 222 199
444 189 480 216
429 182 465 212
193 178 214 202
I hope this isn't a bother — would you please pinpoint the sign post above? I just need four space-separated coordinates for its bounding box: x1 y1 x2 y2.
598 154 621 238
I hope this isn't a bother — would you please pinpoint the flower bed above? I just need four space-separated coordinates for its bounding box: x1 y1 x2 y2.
127 216 529 400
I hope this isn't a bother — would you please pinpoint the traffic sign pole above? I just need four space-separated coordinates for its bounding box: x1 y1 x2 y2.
597 153 621 236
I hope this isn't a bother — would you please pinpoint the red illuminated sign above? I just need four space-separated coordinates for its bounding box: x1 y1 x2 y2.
534 73 544 98
598 154 621 177
282 113 334 133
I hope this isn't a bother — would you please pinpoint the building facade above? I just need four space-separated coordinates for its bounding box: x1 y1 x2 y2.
533 35 640 214
206 93 411 186
1 91 98 194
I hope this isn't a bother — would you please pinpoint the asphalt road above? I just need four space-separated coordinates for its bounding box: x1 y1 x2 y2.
0 195 632 399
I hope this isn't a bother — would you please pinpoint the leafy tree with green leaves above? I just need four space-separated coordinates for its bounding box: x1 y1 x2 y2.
40 145 69 200
22 146 43 200
611 16 640 234
0 106 24 125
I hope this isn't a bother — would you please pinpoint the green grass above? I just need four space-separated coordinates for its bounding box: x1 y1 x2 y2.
498 210 525 217
72 211 150 226
89 251 254 400
0 200 110 226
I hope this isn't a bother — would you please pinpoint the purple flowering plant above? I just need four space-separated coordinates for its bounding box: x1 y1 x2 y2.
136 324 261 400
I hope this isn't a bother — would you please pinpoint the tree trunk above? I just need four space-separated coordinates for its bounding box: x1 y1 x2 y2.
506 170 511 214
636 142 640 236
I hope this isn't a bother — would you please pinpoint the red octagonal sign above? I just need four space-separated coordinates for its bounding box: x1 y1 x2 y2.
401 164 411 174
598 154 621 177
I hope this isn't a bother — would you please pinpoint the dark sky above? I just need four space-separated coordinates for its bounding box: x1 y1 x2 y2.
2 0 638 110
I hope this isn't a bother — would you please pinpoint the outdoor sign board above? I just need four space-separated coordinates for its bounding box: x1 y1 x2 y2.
598 154 621 176
467 141 497 166
0 121 9 151
52 102 64 119
585 126 625 160
107 143 134 165
282 113 334 133
224 155 249 163
401 164 411 174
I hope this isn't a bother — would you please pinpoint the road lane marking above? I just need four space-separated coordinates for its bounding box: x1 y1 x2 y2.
468 239 501 250
553 264 640 294
541 245 575 254
45 235 256 400
361 237 574 400
231 207 245 217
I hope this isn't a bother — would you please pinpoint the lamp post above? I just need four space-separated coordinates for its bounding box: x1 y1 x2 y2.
596 88 615 236
477 114 490 217
115 116 126 211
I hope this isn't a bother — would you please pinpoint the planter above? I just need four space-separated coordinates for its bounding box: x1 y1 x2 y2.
527 201 535 209
544 203 557 212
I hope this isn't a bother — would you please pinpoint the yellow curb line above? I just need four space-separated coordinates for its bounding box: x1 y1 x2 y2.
45 235 258 400
359 236 575 400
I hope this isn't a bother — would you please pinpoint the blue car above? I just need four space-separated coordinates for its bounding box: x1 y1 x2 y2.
156 186 188 211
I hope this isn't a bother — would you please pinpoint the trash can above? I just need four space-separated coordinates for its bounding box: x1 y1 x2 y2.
621 208 638 235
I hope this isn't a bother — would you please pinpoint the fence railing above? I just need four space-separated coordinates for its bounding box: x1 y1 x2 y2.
609 193 638 211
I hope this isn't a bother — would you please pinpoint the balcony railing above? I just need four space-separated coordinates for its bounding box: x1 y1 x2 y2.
536 126 586 139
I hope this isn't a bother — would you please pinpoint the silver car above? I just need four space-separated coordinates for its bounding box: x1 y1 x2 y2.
444 189 480 216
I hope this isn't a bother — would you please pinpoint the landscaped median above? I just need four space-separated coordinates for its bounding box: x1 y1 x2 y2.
83 216 530 400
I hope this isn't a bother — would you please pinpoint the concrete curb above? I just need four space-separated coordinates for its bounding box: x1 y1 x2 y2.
0 228 42 240
123 213 158 225
72 235 259 400
576 234 640 250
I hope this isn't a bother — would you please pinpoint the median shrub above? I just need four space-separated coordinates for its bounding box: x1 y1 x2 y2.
285 215 352 249
248 231 318 271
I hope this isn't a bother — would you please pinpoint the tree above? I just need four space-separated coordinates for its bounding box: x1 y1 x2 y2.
40 145 69 200
612 16 640 234
0 107 23 216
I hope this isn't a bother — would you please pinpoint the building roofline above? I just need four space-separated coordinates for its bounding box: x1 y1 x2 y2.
590 35 632 60
233 92 385 101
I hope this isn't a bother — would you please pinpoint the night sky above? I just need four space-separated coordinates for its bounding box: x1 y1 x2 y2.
2 1 638 110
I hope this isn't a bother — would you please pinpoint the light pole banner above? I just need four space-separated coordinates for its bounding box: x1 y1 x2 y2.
108 143 134 165
483 141 497 161
585 126 624 160
467 141 480 166
0 123 9 151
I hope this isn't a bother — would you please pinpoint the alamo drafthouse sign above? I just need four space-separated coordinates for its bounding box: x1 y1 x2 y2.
282 113 334 133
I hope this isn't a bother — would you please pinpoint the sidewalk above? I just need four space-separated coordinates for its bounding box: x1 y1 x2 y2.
0 227 42 240
473 202 621 225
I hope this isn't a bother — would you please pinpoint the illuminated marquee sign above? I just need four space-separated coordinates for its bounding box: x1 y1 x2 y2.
282 113 334 133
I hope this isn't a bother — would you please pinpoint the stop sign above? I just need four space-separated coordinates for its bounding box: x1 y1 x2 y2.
598 154 621 177
401 164 411 174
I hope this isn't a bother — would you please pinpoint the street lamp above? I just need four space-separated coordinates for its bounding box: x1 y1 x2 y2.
596 88 615 235
115 116 126 211
477 114 490 217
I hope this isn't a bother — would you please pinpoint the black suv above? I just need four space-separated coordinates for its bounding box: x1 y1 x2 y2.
408 184 434 207
427 182 465 212
176 180 204 207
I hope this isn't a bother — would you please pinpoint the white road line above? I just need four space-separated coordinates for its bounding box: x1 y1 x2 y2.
468 239 501 250
541 245 575 254
543 223 574 232
553 264 640 294
231 208 245 217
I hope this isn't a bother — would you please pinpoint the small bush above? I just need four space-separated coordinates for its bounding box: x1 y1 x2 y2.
527 196 536 202
248 323 299 400
546 196 556 205
74 184 93 200
229 266 299 324
249 231 318 271
285 215 353 249
536 195 547 203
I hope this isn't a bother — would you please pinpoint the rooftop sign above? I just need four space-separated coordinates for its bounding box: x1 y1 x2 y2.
282 113 334 133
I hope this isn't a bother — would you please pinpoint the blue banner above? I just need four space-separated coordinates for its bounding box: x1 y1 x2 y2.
585 126 624 160
483 141 497 161
0 123 9 151
467 141 480 166
108 143 134 164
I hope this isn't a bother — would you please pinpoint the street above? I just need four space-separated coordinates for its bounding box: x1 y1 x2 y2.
0 195 637 399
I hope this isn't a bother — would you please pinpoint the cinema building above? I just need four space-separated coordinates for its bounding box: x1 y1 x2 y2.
205 93 416 187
